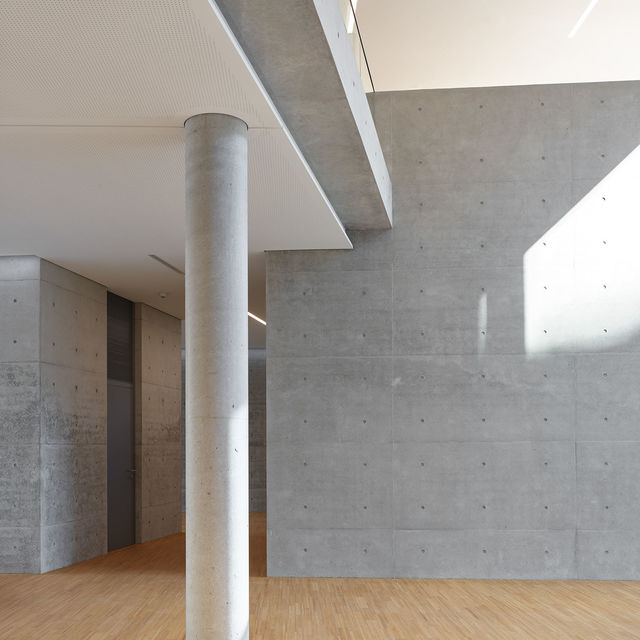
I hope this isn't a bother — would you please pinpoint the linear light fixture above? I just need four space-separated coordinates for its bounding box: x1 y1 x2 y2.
568 0 599 38
150 254 265 326
248 311 267 326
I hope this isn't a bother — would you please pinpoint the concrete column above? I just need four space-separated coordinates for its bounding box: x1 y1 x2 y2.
185 114 249 640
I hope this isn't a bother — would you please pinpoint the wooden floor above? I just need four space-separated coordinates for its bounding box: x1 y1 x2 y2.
1 514 640 639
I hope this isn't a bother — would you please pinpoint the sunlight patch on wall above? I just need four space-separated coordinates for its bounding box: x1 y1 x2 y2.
524 145 640 355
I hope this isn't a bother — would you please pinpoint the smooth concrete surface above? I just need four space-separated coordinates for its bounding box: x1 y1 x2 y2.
0 256 107 574
185 114 249 640
266 81 640 580
213 0 392 230
0 259 41 568
134 303 182 543
249 349 266 512
393 529 576 580
267 269 392 358
39 261 108 573
181 348 266 513
182 340 186 513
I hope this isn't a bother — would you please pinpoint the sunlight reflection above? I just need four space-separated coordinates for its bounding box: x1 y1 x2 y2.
478 291 487 354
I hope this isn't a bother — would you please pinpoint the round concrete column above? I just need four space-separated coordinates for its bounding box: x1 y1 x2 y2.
185 113 249 640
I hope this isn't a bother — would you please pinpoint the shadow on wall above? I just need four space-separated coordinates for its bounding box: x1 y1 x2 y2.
524 144 640 355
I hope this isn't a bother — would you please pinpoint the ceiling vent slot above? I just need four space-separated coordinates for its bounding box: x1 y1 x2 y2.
148 254 184 275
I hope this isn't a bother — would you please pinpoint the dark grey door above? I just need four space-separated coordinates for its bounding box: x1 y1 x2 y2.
107 293 135 550
107 380 135 550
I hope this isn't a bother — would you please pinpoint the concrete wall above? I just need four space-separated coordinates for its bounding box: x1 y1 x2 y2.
266 81 640 579
1 261 184 570
214 0 392 229
249 349 266 512
181 340 186 514
0 256 107 573
134 304 182 543
39 260 108 572
0 256 42 573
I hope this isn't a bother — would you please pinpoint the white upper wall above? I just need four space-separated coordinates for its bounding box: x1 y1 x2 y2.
359 0 640 91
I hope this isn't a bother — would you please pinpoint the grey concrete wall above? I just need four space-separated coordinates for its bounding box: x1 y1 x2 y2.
214 0 392 229
39 260 107 572
249 349 266 512
181 340 185 514
0 256 42 573
0 256 107 573
135 304 182 543
266 80 640 579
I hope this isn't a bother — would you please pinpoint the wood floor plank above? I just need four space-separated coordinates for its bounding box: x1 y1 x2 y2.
1 514 639 639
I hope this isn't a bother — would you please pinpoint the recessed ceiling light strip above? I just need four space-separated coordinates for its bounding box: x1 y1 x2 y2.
248 312 267 326
568 0 599 38
150 254 266 325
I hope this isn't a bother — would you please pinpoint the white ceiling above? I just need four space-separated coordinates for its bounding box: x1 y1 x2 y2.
358 0 640 91
0 0 275 127
4 0 636 348
0 0 351 346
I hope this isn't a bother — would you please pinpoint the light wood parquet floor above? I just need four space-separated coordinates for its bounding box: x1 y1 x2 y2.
1 513 639 639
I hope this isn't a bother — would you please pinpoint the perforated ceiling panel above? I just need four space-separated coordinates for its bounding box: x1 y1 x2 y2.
0 0 276 126
249 128 347 251
0 0 351 342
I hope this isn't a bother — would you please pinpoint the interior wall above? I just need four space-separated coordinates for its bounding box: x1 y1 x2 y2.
134 304 182 543
249 348 266 512
0 256 42 573
0 256 108 573
39 260 108 572
266 80 640 579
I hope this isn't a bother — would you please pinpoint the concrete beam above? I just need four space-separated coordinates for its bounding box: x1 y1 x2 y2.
212 0 392 230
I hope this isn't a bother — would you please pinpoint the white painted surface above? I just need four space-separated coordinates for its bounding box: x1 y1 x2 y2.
0 126 350 326
358 0 640 91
